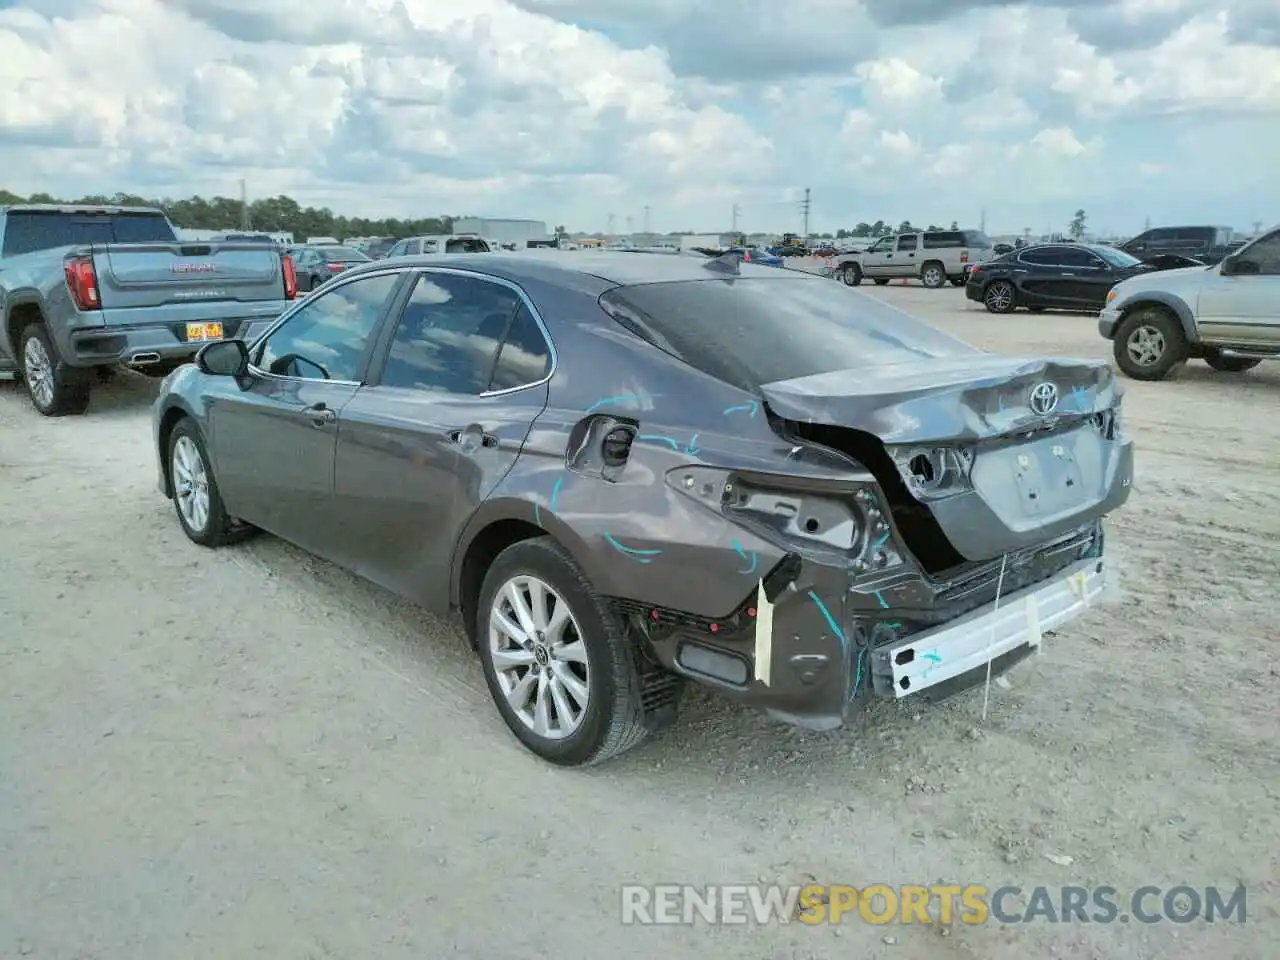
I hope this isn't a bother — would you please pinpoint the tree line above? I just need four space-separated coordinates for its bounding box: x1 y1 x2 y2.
0 189 455 240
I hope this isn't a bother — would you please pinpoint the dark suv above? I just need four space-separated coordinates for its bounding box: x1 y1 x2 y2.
1118 226 1240 268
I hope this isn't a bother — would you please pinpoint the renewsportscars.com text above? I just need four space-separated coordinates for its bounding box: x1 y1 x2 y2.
620 884 1247 926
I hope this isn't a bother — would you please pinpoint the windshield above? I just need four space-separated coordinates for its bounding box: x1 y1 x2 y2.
599 277 978 391
1093 246 1144 268
2 210 177 257
321 246 370 261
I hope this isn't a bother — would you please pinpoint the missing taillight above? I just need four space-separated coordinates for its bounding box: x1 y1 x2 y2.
63 255 100 310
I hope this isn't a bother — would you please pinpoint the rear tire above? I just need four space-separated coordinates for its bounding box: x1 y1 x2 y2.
476 537 662 766
841 264 863 286
920 261 946 289
1113 307 1189 381
1204 351 1261 373
20 324 90 417
983 280 1018 314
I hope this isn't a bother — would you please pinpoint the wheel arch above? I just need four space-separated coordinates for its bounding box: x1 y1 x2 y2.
451 497 602 647
1117 292 1199 343
156 399 200 498
5 299 46 360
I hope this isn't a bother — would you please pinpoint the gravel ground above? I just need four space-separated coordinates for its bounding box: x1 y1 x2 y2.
1 283 1276 960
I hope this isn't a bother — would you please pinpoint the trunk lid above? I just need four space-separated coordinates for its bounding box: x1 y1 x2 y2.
95 241 286 310
760 355 1120 444
763 356 1133 561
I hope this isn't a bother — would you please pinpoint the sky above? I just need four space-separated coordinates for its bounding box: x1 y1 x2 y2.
0 0 1277 237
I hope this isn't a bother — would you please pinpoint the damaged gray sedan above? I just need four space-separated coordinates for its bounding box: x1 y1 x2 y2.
151 251 1133 766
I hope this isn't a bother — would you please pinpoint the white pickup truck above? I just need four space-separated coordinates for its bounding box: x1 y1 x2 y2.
1099 224 1279 381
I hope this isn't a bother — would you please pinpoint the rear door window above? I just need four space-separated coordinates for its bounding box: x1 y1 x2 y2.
488 303 552 391
377 272 521 394
598 276 975 392
1018 248 1060 265
922 231 966 249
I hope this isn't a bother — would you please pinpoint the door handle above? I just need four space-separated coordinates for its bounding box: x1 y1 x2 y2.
302 403 336 426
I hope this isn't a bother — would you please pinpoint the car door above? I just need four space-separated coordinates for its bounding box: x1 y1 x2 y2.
1059 247 1117 308
332 269 554 608
857 237 892 277
1012 247 1075 305
890 233 919 277
207 269 407 557
1197 230 1280 347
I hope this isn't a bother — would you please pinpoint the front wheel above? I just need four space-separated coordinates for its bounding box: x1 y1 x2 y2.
21 324 90 416
168 418 238 546
1113 308 1189 381
841 264 862 286
476 537 660 766
983 280 1017 314
1204 350 1262 373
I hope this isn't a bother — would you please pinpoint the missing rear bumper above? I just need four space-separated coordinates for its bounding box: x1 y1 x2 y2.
870 555 1105 698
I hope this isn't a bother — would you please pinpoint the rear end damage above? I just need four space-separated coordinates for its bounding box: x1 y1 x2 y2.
609 360 1132 730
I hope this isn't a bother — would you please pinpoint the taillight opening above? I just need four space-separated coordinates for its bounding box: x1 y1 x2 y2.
63 255 100 310
327 263 344 272
281 254 297 300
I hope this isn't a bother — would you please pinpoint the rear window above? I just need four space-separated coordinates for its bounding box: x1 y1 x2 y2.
2 210 176 257
598 277 976 391
321 247 369 261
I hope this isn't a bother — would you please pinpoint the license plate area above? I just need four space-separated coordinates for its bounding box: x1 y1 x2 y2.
186 322 224 342
972 430 1098 521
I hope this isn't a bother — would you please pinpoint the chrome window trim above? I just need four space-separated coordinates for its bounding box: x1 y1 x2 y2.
245 266 408 385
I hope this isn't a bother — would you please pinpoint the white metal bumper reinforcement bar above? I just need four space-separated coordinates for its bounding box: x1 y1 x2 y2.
870 555 1106 699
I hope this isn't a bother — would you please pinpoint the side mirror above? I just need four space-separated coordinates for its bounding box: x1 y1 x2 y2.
196 339 249 377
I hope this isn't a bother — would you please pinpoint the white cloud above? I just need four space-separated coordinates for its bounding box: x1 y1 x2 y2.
0 0 1274 236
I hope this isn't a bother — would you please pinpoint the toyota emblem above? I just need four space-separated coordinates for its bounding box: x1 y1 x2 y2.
1029 382 1059 416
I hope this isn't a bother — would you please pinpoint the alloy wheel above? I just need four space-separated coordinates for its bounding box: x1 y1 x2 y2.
985 282 1015 312
172 435 211 533
1125 324 1165 367
22 336 54 409
488 575 590 740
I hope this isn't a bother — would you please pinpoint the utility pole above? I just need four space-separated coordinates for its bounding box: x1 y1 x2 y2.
607 213 616 237
1144 215 1151 231
800 187 811 238
979 206 986 234
1253 220 1263 237
239 178 250 230
625 216 634 235
731 202 740 233
643 205 650 234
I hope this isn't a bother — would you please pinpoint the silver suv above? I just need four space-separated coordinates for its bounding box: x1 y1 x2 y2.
831 229 994 289
386 234 492 257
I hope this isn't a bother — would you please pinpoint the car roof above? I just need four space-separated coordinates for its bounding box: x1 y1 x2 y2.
1019 242 1117 253
342 249 798 288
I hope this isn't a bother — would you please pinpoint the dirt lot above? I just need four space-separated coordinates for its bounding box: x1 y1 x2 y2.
1 285 1275 960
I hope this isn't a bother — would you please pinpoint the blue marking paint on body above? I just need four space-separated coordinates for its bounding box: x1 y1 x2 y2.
874 591 889 609
996 394 1007 414
807 590 848 648
732 540 758 576
585 393 655 414
637 434 680 451
1069 385 1092 412
723 400 760 418
849 648 868 701
873 529 891 548
922 651 941 664
685 433 700 455
603 533 662 563
549 476 563 512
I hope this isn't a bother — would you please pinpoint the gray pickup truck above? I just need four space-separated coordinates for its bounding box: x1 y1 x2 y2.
0 204 295 415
